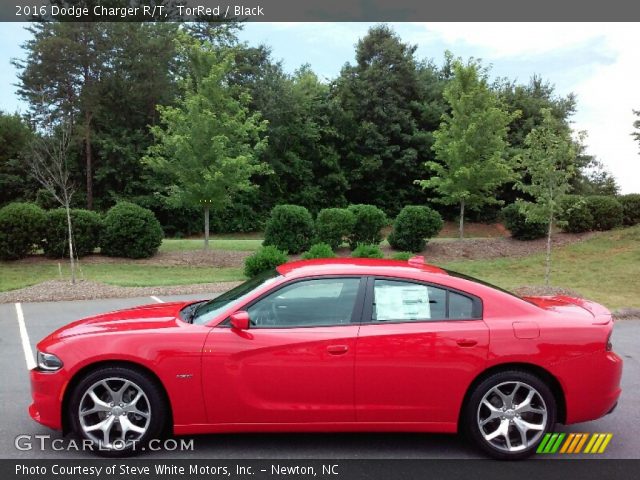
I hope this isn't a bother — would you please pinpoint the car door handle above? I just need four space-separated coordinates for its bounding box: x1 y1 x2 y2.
326 345 349 355
456 339 478 347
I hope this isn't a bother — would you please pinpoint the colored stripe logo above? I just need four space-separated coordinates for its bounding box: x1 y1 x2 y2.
537 433 612 454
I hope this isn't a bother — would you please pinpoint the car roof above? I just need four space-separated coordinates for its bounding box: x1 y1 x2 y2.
276 257 448 278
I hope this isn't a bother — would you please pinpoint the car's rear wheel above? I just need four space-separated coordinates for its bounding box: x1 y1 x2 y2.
465 370 556 459
68 366 167 456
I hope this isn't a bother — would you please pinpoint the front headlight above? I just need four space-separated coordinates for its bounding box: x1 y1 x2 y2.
37 350 63 371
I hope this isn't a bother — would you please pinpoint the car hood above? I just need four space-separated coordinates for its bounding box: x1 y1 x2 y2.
522 295 612 325
45 301 194 340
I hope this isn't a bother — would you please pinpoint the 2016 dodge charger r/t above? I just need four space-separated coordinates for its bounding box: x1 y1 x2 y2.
29 257 622 459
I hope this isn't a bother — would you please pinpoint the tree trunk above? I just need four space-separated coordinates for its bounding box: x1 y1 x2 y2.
545 212 553 287
459 199 465 240
84 111 93 210
204 205 210 250
65 204 76 285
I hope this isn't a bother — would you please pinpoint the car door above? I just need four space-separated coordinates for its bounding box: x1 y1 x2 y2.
355 277 489 426
202 276 365 425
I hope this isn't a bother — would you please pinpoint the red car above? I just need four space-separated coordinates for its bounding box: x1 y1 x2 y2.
30 257 622 459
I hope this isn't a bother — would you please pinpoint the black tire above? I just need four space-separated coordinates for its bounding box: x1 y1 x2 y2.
68 366 168 457
464 370 556 460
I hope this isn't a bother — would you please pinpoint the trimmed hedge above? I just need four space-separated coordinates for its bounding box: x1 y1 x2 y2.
388 205 443 253
559 195 594 233
301 242 336 260
42 208 102 258
391 251 413 261
347 204 387 249
585 195 623 231
315 208 355 249
351 243 384 259
0 202 46 260
263 204 314 254
244 245 288 277
99 202 163 259
501 203 547 240
619 194 640 226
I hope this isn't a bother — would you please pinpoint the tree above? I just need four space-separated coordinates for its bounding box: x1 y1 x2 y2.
28 109 78 283
633 110 640 147
14 22 110 210
144 37 268 249
0 112 35 206
14 21 182 211
332 25 443 214
514 109 577 286
417 56 518 238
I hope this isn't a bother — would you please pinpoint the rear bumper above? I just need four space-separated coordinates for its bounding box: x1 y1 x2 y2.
29 368 66 431
555 351 623 424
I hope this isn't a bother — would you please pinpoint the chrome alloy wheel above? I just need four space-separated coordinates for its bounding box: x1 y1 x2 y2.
78 377 151 449
477 381 547 453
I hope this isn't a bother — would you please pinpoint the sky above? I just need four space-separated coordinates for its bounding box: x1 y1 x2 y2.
1 22 639 193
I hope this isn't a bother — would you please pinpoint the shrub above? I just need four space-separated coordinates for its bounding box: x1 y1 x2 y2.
387 205 443 253
347 204 387 249
619 193 640 226
301 242 336 260
100 202 163 258
0 202 46 260
585 195 623 231
42 208 102 258
211 203 265 234
263 204 314 254
391 251 413 261
351 243 384 259
501 203 547 240
315 208 355 249
559 195 594 233
244 245 288 277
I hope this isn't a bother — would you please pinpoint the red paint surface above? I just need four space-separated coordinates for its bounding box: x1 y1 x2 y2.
29 259 622 435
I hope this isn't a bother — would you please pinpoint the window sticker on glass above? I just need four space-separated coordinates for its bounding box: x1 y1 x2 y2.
375 282 431 321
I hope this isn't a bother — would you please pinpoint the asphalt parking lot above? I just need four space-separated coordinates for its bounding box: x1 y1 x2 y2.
1 295 638 459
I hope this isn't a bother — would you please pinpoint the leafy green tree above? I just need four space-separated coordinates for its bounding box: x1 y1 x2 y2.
144 37 268 249
0 112 35 206
633 109 640 147
514 109 577 286
418 56 518 238
333 25 444 214
14 21 181 211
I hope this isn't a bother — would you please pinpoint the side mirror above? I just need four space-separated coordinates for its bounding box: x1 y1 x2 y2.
230 311 250 330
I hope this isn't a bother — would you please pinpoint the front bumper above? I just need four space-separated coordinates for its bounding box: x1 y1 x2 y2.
29 367 67 430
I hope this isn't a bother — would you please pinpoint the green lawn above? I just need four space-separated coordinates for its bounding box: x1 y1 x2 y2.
2 227 638 309
0 264 244 291
441 227 640 309
159 238 263 252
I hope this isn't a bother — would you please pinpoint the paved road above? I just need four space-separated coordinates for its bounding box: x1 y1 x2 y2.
0 296 637 459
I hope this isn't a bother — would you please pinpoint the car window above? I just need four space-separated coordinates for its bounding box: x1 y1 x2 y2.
372 279 474 322
449 291 474 319
247 278 361 328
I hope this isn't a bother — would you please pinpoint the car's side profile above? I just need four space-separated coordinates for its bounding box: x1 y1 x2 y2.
29 257 622 459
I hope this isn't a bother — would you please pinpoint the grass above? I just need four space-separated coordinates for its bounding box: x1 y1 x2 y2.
159 238 263 252
0 263 244 291
440 227 640 310
2 227 638 309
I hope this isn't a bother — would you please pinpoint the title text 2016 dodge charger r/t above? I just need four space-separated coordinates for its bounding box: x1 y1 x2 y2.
29 257 622 459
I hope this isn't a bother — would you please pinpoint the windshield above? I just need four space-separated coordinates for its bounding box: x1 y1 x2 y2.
191 269 281 325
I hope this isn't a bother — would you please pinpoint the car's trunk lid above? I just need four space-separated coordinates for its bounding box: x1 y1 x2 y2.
522 295 612 325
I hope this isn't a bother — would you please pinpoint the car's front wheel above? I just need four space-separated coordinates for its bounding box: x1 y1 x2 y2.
68 366 167 456
465 370 556 460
